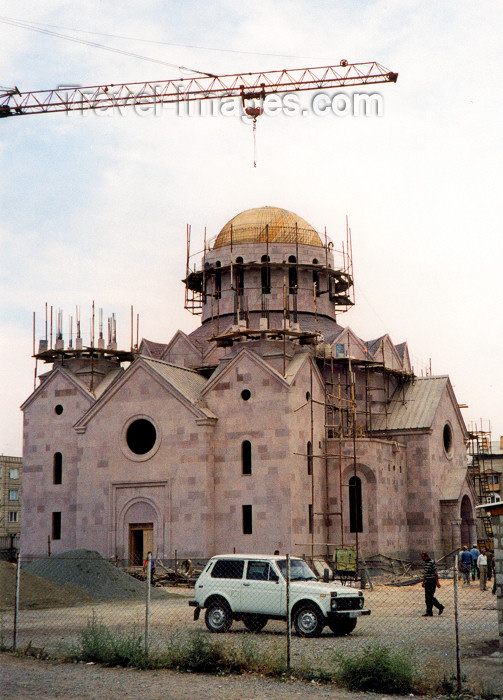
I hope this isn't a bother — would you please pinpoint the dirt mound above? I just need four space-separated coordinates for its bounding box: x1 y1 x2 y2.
0 560 91 610
22 549 167 601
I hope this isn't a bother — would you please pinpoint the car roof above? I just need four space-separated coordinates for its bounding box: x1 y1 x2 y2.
209 554 300 560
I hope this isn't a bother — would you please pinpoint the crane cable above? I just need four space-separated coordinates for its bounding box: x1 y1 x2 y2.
1 16 331 61
0 15 216 77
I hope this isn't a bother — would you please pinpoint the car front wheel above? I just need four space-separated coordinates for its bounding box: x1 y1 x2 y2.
328 617 357 636
205 601 232 633
293 604 325 638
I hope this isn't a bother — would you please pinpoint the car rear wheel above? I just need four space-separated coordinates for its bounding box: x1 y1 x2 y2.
242 614 268 633
205 600 232 633
328 617 357 635
293 604 325 638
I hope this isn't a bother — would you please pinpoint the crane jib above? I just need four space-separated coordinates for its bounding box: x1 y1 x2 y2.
0 62 398 118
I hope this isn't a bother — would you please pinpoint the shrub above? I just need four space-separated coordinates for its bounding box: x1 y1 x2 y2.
161 632 287 676
334 643 416 694
67 613 148 668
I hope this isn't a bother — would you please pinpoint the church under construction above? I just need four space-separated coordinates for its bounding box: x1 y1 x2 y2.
20 206 477 565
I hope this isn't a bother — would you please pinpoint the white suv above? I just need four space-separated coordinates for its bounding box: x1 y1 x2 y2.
189 554 370 637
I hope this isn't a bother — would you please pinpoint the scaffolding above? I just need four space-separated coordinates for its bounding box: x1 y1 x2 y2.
467 419 494 547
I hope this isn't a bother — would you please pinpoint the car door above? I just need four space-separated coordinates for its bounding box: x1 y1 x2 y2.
239 560 283 615
207 558 245 611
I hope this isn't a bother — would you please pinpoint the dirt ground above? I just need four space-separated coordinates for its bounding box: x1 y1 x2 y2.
1 577 501 697
0 653 425 700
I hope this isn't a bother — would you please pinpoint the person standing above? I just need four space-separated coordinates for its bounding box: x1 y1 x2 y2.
477 549 488 591
143 551 156 580
470 544 480 580
421 552 444 617
459 546 472 585
486 550 494 581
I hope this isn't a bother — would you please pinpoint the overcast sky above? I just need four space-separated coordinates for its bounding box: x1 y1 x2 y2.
1 1 502 455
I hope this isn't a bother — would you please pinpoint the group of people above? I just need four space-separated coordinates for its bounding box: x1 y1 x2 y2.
459 544 496 592
420 544 498 617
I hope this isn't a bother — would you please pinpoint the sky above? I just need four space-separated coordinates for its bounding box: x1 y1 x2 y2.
1 1 502 455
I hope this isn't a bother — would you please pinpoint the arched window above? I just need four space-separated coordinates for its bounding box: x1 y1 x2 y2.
53 452 62 484
242 440 252 475
235 258 244 295
307 441 313 475
349 476 362 532
261 255 271 294
288 255 297 294
214 261 221 300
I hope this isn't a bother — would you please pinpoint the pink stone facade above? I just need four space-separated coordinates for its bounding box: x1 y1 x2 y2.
20 206 477 563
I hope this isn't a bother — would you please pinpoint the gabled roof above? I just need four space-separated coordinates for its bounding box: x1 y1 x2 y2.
371 376 452 432
20 365 95 411
74 356 216 430
141 357 209 407
366 335 386 358
161 329 203 363
139 338 169 360
395 342 412 372
331 327 370 360
201 346 290 396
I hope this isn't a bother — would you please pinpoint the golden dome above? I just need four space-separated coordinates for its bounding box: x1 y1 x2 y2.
213 206 323 249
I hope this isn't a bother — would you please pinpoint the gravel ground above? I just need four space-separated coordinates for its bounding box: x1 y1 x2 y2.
1 578 501 695
0 652 427 699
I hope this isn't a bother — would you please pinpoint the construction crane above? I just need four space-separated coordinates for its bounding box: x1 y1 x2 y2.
0 61 397 118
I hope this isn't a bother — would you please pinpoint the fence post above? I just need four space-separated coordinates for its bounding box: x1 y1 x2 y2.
13 551 21 651
286 553 291 671
145 552 151 655
453 555 461 694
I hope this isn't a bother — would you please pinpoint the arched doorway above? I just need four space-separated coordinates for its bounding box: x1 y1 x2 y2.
123 500 158 566
460 495 474 547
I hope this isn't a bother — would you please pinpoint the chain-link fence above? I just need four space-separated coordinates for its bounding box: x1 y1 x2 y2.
1 550 499 688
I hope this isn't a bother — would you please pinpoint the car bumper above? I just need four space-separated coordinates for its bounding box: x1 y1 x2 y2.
327 609 371 619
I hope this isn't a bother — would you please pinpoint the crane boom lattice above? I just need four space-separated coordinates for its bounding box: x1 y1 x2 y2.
0 62 397 118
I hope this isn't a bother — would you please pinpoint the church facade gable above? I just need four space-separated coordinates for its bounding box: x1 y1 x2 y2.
161 330 203 368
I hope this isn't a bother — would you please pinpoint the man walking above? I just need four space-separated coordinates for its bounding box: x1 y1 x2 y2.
470 543 480 581
421 552 444 617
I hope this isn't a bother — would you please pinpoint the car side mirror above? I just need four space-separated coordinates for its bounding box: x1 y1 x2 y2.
323 568 330 583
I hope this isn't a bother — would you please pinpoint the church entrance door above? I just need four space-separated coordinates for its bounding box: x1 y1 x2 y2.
128 523 153 565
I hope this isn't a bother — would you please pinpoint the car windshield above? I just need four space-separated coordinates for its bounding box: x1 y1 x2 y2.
277 559 318 581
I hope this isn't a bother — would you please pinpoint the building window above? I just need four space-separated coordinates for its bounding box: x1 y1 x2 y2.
261 255 271 294
52 512 62 540
308 503 313 534
288 256 297 294
53 452 63 484
214 262 222 300
488 474 500 485
9 468 19 480
9 489 19 501
242 441 252 475
313 269 320 296
241 389 251 401
235 259 244 295
349 476 363 533
126 419 157 455
443 423 453 456
55 404 64 415
242 505 253 534
307 441 313 475
8 511 19 523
